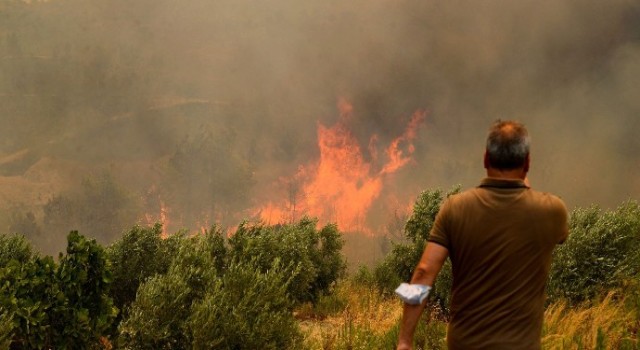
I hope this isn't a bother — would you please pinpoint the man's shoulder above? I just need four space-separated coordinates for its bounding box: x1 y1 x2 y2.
527 189 566 209
449 187 482 201
441 189 477 207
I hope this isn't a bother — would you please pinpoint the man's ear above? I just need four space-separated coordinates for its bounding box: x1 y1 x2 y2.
523 153 530 173
483 151 490 169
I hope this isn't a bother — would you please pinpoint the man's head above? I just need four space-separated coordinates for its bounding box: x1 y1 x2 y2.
484 120 530 174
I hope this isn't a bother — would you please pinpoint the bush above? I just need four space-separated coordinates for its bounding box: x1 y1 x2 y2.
548 201 640 304
228 217 346 304
372 187 459 312
188 260 301 350
117 269 194 349
119 240 302 349
117 226 226 348
0 255 57 349
118 218 343 348
0 233 33 266
51 231 118 347
0 231 116 349
106 223 174 312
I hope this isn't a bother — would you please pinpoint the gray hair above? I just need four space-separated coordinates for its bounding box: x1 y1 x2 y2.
485 120 530 169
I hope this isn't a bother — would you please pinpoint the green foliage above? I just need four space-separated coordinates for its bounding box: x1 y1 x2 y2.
118 269 194 349
0 256 57 349
309 291 349 319
548 201 640 304
115 226 227 348
188 260 301 350
372 187 460 312
119 244 301 349
404 189 453 244
106 223 173 312
52 231 118 346
228 218 346 304
0 310 13 350
168 227 227 301
0 231 116 349
118 219 343 348
352 265 376 286
0 233 33 266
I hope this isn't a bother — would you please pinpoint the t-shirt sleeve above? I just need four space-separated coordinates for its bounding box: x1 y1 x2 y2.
427 198 452 250
553 197 569 244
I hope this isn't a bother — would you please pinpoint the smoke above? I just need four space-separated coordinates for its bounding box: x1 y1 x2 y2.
1 0 639 252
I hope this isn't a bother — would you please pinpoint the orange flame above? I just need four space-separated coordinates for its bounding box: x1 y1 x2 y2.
159 200 169 238
143 184 170 238
256 99 426 234
380 110 426 175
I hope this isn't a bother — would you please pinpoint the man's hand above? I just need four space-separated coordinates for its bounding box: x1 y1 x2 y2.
396 341 412 350
396 243 449 348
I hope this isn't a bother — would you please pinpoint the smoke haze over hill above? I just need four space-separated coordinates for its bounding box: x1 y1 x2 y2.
1 0 639 253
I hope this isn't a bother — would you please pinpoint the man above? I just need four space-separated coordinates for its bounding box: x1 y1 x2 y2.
396 120 568 350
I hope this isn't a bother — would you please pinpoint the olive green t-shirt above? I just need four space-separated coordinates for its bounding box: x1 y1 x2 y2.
428 178 568 350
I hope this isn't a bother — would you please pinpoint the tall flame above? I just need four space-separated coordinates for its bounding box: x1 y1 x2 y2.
143 184 170 238
256 99 426 234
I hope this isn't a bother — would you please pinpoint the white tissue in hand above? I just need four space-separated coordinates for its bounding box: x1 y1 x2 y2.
394 283 431 305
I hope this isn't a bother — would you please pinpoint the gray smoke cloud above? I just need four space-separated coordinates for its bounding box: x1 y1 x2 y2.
1 0 639 253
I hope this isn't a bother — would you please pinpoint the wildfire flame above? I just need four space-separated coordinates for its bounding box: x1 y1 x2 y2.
143 184 170 238
256 99 426 234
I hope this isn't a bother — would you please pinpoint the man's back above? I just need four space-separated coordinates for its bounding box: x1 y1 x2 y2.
428 178 568 350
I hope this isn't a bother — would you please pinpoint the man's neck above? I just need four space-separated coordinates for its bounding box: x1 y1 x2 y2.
486 167 527 180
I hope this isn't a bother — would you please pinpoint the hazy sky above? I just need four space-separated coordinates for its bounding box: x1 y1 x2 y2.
1 0 639 245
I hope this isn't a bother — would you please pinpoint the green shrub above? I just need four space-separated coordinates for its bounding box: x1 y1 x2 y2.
310 291 349 319
50 231 118 348
228 217 346 304
188 260 301 350
118 270 194 349
0 310 12 349
0 256 57 349
0 231 116 349
106 223 174 312
0 233 33 266
372 187 459 312
548 201 640 304
353 265 376 287
119 246 301 349
117 226 228 348
168 227 226 300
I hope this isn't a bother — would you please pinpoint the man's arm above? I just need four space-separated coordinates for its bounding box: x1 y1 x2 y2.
397 242 449 350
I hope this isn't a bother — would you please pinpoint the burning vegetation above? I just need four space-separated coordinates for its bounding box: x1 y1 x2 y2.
255 99 425 233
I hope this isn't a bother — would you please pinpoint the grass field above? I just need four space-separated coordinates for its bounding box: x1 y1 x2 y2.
299 281 640 350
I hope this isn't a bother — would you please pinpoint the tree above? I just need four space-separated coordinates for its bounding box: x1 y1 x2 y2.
228 218 346 303
43 172 138 245
106 224 174 325
165 129 254 229
0 231 117 349
372 186 460 313
547 201 640 304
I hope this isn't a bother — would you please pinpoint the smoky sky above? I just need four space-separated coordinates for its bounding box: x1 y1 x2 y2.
1 0 639 250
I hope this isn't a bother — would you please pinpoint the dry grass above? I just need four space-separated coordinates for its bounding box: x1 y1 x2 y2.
542 292 639 350
300 283 639 350
299 281 403 349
